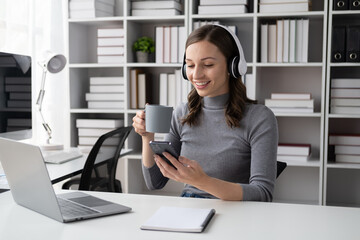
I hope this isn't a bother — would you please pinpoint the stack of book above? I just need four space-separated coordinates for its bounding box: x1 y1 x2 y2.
131 0 183 16
198 0 248 14
76 118 124 153
69 0 115 19
155 25 186 64
265 93 314 113
4 77 31 109
261 18 309 63
277 143 311 162
129 69 153 109
86 76 125 109
159 69 192 108
6 118 31 132
97 28 125 63
193 21 237 34
259 0 310 13
329 134 360 164
330 78 360 114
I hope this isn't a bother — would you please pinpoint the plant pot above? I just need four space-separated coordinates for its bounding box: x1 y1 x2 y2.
136 51 149 62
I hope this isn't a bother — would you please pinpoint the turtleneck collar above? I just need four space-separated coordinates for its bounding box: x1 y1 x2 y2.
202 93 229 110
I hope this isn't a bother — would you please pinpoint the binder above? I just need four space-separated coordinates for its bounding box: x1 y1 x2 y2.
346 25 360 62
334 0 349 10
350 0 360 10
331 26 346 62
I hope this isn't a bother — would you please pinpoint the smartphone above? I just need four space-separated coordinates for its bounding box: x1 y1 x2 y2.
149 141 179 168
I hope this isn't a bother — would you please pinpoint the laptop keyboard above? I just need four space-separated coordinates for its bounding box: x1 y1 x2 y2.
57 197 99 218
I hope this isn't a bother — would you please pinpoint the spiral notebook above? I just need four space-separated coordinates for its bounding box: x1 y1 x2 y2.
140 206 216 233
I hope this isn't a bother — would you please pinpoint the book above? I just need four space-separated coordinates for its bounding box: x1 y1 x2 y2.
170 26 178 63
330 89 360 98
198 4 248 14
97 37 124 46
131 9 181 16
260 0 308 3
259 2 309 13
175 69 182 106
245 74 256 100
295 19 303 63
265 99 314 108
270 93 311 100
7 100 31 108
329 134 360 145
131 0 183 11
140 206 215 233
330 106 360 114
301 19 309 63
4 77 31 85
88 101 125 109
277 154 310 162
178 26 186 63
137 73 146 109
89 85 125 93
69 0 114 12
331 78 360 88
278 143 311 156
269 107 314 113
163 26 171 63
200 0 248 5
90 77 124 85
97 28 124 37
331 26 346 62
9 93 31 100
155 26 164 64
97 46 124 55
335 145 360 155
350 0 360 9
76 119 124 128
261 24 268 63
334 0 349 10
97 55 124 63
5 85 31 92
268 24 277 63
130 69 140 109
330 98 360 107
69 0 115 6
85 93 124 101
289 19 296 63
276 20 283 63
78 128 117 137
283 19 290 63
346 25 360 62
167 74 176 108
69 9 113 18
336 154 360 164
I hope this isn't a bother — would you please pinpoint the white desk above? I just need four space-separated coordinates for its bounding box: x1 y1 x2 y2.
0 149 132 189
0 191 359 240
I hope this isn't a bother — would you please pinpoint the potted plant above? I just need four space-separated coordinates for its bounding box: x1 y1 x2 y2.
132 36 155 62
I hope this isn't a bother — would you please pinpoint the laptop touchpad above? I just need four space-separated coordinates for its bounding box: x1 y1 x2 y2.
69 196 113 207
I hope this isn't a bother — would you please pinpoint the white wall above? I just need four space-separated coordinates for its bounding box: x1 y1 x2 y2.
0 0 69 147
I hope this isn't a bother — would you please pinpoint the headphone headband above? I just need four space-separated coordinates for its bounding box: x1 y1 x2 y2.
181 24 247 80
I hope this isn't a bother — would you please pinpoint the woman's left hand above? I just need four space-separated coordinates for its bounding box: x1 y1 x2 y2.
154 152 208 188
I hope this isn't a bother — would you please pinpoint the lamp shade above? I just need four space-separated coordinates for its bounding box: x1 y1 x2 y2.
40 51 66 73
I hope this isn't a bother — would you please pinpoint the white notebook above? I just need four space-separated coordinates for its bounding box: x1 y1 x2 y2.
140 206 215 233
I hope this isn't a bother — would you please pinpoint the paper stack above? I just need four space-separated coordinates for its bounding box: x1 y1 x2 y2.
330 78 360 114
329 134 360 164
198 0 248 14
86 76 125 109
69 0 115 19
265 93 314 113
97 28 125 63
131 0 183 16
277 143 311 162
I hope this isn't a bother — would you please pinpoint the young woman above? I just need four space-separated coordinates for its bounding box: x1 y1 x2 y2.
132 24 278 201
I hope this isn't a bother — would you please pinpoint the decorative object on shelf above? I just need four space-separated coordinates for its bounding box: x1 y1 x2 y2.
132 36 154 62
36 50 66 150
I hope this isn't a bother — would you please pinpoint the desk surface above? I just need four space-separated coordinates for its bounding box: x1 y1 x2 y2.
0 191 359 240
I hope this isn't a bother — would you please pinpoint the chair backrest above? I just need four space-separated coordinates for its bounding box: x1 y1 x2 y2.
276 161 287 178
78 126 133 192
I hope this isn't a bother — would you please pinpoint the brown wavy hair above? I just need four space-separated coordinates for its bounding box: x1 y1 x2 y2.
181 24 257 128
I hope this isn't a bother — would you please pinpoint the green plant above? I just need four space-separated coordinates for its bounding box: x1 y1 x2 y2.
132 36 155 53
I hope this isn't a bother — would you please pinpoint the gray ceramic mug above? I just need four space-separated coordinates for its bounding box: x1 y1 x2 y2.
145 105 173 133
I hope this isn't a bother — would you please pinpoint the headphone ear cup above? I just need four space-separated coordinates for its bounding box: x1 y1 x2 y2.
228 56 241 79
181 64 188 80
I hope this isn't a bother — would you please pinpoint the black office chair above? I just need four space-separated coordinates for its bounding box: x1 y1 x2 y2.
62 126 133 192
276 161 287 178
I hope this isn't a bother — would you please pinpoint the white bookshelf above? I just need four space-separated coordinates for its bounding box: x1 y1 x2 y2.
64 0 360 206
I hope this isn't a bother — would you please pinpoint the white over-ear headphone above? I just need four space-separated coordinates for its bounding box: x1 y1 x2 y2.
181 24 247 80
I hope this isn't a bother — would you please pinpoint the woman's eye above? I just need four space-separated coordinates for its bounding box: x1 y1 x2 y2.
187 65 194 68
204 64 213 67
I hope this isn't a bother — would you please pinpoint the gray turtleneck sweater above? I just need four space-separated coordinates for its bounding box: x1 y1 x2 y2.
142 93 278 201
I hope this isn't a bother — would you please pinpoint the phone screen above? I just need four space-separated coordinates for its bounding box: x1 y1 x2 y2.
149 141 179 168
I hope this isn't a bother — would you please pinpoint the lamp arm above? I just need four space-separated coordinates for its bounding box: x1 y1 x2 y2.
36 68 52 143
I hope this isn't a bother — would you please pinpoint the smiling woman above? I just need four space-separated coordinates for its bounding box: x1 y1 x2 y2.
133 24 279 202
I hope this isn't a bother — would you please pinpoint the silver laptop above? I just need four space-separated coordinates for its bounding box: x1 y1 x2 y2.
0 138 131 223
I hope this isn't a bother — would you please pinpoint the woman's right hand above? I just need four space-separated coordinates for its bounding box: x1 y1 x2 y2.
132 110 153 138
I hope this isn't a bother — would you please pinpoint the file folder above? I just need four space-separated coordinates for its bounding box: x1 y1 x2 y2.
346 25 360 62
334 0 349 10
350 0 360 10
332 26 346 62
